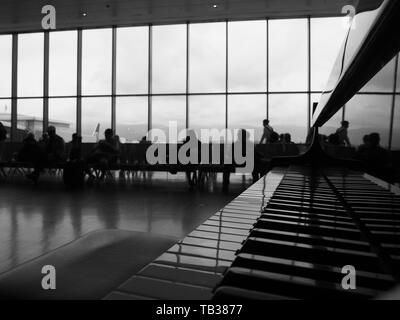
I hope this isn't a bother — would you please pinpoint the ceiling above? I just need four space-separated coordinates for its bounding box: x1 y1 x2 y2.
0 0 384 34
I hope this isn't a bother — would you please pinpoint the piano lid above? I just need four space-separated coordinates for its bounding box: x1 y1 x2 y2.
312 0 400 127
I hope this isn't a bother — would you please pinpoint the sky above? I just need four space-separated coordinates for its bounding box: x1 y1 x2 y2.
0 14 399 147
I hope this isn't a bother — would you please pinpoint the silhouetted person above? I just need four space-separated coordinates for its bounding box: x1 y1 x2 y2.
18 133 46 183
260 119 278 143
0 122 7 142
68 133 82 161
336 120 351 147
284 133 294 144
24 126 65 183
0 122 7 162
45 126 66 163
139 136 149 144
358 133 393 182
357 134 370 158
86 128 120 179
38 132 49 153
17 133 41 162
281 133 299 155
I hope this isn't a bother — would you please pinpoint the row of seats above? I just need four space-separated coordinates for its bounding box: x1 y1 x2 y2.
0 142 304 185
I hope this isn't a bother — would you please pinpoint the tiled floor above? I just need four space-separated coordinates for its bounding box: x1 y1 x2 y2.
0 172 252 274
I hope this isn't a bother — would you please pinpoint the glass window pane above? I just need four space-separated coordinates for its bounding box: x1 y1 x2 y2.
311 17 347 91
151 96 186 142
392 96 400 150
116 27 148 94
189 22 225 93
48 98 76 141
82 97 111 142
18 33 44 97
153 25 186 94
0 35 12 98
228 95 266 142
269 94 308 143
82 29 112 95
17 99 43 140
49 31 77 96
116 97 148 143
360 57 395 92
269 19 307 92
189 95 225 141
228 21 266 93
345 94 392 148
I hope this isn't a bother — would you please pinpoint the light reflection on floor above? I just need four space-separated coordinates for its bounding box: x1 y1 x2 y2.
0 172 252 274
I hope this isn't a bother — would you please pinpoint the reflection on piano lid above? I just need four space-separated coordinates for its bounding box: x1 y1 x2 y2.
313 0 400 127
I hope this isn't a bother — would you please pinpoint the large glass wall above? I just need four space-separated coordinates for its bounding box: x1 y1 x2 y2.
48 98 76 141
82 29 112 96
153 25 186 94
0 35 12 127
116 27 148 95
116 97 148 142
18 33 44 97
269 94 308 143
269 19 307 92
1 18 398 148
189 22 226 93
228 21 266 92
49 31 77 96
0 35 12 98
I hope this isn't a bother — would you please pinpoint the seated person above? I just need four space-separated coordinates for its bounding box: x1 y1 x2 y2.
356 134 370 158
68 133 82 161
17 132 42 162
23 127 66 183
0 121 7 161
334 120 351 147
38 132 49 151
259 119 278 143
86 129 120 178
139 136 150 144
357 133 393 183
45 126 66 163
282 133 299 155
18 133 46 183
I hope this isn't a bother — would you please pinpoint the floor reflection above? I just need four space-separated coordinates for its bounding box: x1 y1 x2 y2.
0 172 251 274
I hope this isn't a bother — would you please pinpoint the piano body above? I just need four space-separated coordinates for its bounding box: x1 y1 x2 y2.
106 0 400 300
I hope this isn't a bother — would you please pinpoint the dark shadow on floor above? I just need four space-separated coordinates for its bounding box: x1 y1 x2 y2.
0 229 177 300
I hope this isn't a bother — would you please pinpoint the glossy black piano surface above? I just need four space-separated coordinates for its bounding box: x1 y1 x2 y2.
106 167 400 299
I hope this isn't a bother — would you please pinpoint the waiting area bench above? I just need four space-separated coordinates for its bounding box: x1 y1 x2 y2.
0 142 305 186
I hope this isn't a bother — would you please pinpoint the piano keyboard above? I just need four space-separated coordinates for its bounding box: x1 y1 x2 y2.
214 167 400 299
105 167 400 300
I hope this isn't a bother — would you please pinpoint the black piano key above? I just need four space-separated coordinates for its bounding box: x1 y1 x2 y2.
218 267 376 299
240 237 382 273
232 253 394 291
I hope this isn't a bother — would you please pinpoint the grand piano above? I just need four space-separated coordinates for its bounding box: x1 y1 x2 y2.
105 0 400 300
